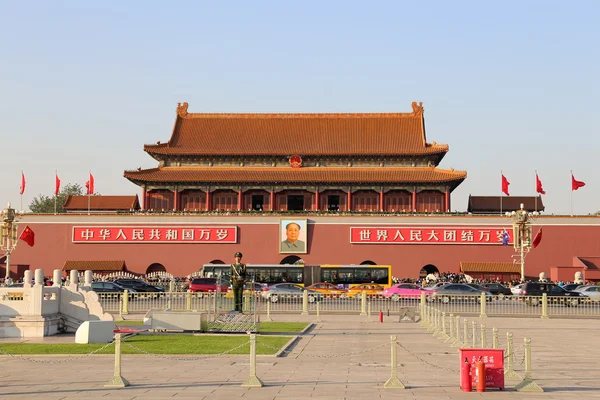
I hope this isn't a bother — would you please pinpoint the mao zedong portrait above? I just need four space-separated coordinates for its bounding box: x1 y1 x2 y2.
281 222 306 253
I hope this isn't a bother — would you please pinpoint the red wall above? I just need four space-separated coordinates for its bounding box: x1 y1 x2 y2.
7 215 600 279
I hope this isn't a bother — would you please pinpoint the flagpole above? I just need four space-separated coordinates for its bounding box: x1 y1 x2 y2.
54 170 57 215
20 169 23 212
570 170 573 217
500 170 503 215
88 170 91 216
535 170 538 212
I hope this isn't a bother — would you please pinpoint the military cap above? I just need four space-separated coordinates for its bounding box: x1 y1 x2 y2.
234 252 243 258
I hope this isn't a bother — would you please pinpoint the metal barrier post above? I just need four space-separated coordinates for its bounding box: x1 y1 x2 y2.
492 327 498 349
463 318 469 348
122 290 129 315
360 290 367 316
169 280 175 292
315 300 321 322
452 315 462 347
186 291 192 311
384 335 406 389
438 312 449 340
541 293 549 319
104 333 129 388
480 324 487 348
471 321 477 348
242 333 264 387
367 302 372 322
445 313 454 343
504 332 522 380
301 290 308 316
266 299 272 321
427 308 436 333
479 292 487 318
514 338 543 392
118 298 123 321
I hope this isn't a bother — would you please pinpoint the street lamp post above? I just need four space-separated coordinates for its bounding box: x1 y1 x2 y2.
1 204 20 283
505 203 538 282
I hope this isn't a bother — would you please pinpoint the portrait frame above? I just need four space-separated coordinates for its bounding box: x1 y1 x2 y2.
279 218 308 254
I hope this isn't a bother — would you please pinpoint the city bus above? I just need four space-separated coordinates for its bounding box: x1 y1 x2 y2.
201 264 392 288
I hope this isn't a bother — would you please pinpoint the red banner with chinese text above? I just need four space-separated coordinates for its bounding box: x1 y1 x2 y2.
350 227 513 245
72 226 237 244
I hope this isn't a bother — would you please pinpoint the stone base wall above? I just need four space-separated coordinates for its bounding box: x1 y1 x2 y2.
0 314 61 338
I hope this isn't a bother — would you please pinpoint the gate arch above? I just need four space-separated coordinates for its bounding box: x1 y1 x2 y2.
419 264 439 277
280 255 304 265
146 263 166 274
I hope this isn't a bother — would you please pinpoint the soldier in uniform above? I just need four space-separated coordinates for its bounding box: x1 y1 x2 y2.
230 252 247 312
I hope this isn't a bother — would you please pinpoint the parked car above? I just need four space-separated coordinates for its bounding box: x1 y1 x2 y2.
481 283 512 298
261 283 323 303
113 279 166 293
510 283 524 296
519 282 587 306
424 282 451 291
346 283 385 298
383 283 432 301
430 283 492 303
225 282 264 298
305 282 348 298
188 278 229 293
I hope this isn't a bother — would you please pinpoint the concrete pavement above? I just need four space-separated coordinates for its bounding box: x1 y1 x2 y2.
1 314 599 399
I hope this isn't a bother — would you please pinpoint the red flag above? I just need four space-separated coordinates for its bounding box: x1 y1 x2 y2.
19 226 35 247
55 173 61 196
85 173 95 195
501 174 510 196
572 173 585 191
20 171 26 195
536 173 546 195
532 227 542 248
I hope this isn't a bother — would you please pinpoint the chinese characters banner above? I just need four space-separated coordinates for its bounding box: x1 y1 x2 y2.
350 227 513 245
72 226 237 244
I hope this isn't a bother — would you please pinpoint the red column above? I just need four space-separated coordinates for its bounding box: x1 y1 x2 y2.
315 189 319 211
347 189 352 212
237 187 242 211
173 189 179 211
270 189 275 211
142 187 147 210
412 190 417 212
379 190 384 212
444 189 450 213
205 189 211 211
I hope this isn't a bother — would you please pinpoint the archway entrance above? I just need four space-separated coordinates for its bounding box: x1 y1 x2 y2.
280 255 304 265
146 263 166 274
419 264 439 277
360 260 377 265
208 259 226 264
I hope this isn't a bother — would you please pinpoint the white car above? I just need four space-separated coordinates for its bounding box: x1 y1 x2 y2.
510 284 523 295
574 285 600 301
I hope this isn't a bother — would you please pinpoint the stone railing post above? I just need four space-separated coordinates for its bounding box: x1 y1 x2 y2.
186 291 192 311
23 270 32 288
301 290 308 315
541 293 549 319
122 290 129 315
104 333 130 388
52 269 62 287
360 290 367 316
479 292 487 318
241 333 264 387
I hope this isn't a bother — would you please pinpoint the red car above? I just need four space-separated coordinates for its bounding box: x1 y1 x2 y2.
188 278 229 293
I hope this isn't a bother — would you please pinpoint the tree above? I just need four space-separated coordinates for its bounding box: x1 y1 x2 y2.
29 183 87 214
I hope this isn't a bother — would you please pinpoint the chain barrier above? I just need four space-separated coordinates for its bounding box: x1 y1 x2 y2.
0 341 115 364
256 339 388 358
395 341 459 373
121 339 250 361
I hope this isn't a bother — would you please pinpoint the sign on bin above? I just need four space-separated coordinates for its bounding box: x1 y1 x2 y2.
459 348 504 391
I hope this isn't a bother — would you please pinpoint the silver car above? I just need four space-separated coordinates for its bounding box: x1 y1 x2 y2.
431 283 492 303
261 283 322 303
574 285 600 301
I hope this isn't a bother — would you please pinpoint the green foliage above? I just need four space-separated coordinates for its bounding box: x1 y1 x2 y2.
0 334 289 355
29 183 85 214
258 322 309 333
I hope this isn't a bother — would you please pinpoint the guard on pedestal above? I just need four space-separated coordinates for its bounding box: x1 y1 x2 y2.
231 252 247 313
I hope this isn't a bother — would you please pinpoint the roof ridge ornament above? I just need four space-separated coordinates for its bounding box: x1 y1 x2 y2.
177 102 189 118
411 101 424 116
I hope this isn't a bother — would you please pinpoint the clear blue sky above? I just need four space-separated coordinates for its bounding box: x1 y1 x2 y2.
1 1 598 215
